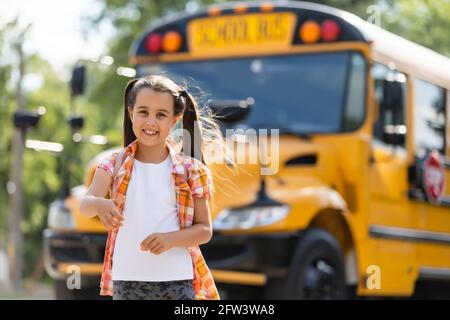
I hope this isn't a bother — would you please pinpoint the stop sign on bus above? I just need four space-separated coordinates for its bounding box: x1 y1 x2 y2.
423 150 445 204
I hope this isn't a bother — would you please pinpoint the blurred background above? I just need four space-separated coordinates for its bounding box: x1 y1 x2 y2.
0 0 449 299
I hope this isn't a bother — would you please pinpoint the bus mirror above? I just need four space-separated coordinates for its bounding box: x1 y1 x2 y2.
383 124 406 146
381 76 404 114
209 98 254 123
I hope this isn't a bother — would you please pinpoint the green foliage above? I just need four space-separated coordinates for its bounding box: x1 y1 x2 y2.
382 0 450 57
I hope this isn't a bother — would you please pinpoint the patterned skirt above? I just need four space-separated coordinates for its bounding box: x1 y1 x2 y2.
112 279 195 300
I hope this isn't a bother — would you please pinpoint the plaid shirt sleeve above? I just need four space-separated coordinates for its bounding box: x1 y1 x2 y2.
189 162 213 199
97 152 117 176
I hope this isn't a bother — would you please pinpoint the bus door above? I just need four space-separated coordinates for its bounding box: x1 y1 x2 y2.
367 63 417 295
408 79 450 277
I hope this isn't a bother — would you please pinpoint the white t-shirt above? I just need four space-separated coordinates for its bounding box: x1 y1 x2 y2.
111 154 194 282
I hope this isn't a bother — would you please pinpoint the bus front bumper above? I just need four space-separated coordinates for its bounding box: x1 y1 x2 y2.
202 231 300 298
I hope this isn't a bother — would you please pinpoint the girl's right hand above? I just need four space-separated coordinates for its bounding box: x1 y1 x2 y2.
96 198 124 230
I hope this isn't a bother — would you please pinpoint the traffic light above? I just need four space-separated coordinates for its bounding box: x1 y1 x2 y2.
13 110 41 129
70 64 85 96
68 114 85 131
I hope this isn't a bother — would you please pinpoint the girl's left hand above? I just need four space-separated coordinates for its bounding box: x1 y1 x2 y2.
140 232 174 255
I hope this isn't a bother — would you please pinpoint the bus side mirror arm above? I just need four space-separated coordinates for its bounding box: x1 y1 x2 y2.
372 94 379 124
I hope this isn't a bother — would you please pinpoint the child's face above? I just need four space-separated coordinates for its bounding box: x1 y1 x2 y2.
128 88 181 148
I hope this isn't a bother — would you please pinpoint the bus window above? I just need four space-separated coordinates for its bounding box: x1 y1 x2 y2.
343 53 366 131
414 79 446 157
372 63 407 147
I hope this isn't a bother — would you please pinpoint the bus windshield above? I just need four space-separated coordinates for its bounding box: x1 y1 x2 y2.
137 51 365 134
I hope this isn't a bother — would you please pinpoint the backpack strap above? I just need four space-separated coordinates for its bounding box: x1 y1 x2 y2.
110 149 126 195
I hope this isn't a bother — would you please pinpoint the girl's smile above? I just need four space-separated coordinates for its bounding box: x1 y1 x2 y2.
142 128 159 139
142 129 158 136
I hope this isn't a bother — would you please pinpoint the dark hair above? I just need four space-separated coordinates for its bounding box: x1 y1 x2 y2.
123 75 205 162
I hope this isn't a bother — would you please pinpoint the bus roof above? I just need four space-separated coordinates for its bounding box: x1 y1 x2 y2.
130 1 450 90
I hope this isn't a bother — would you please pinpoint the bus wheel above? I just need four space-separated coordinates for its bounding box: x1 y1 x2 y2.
285 228 348 299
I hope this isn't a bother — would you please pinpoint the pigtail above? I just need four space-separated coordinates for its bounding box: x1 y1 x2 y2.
123 78 138 147
181 90 205 164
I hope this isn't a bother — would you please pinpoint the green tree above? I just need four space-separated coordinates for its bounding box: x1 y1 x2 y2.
0 19 102 280
383 0 450 57
0 21 14 246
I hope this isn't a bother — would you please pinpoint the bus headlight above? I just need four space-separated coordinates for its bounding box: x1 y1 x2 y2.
213 205 289 230
48 199 75 230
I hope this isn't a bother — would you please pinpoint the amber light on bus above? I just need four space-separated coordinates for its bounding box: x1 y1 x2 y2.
299 19 341 43
233 4 248 14
162 31 182 53
299 20 321 43
208 6 221 16
260 3 274 12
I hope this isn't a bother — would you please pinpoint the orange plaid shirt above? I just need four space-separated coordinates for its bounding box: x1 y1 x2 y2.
97 139 220 299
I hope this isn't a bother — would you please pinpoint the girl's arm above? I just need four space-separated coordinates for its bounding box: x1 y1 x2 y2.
80 169 112 218
170 196 213 246
79 168 124 230
140 196 212 254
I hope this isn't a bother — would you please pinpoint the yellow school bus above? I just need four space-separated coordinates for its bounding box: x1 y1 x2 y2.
44 1 450 299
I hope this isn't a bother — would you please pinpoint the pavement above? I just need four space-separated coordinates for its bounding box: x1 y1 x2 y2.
0 283 54 300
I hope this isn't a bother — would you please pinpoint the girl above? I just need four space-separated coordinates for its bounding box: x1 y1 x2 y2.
80 75 227 300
